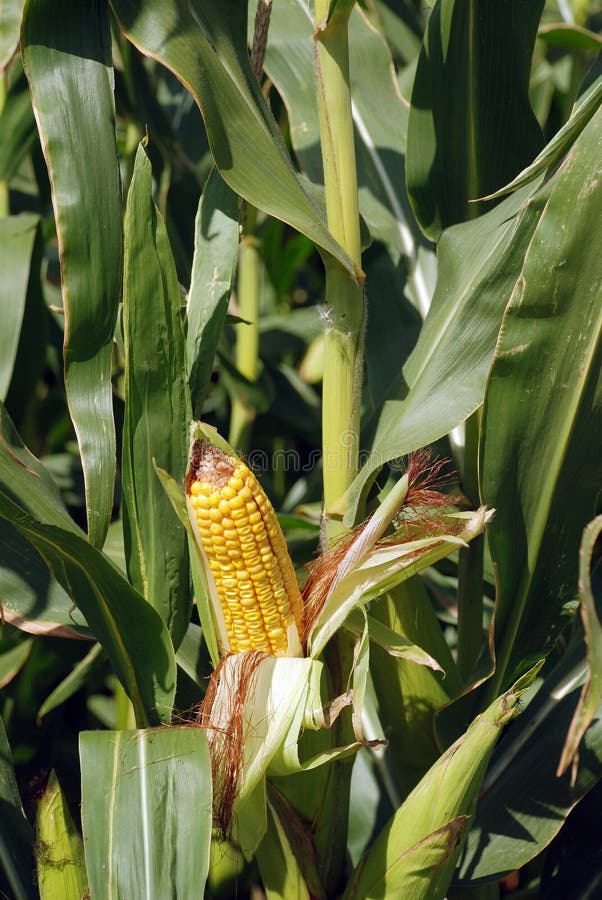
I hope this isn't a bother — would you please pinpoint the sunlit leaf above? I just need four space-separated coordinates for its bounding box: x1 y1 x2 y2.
22 0 122 547
80 728 212 899
121 140 191 647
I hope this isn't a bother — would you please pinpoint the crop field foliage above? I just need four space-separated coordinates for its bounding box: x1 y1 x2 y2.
0 1 601 899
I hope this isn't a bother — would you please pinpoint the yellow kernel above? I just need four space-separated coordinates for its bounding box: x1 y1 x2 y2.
235 570 249 582
239 485 253 502
218 499 231 516
231 508 247 521
221 486 236 500
235 523 252 537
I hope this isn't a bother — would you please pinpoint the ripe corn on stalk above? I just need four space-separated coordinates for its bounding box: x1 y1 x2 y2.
185 439 303 657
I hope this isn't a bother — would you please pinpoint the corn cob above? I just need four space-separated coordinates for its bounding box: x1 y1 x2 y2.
186 440 303 656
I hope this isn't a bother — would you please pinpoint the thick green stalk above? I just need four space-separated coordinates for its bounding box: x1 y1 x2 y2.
315 0 364 518
229 224 260 454
456 409 484 682
312 6 363 894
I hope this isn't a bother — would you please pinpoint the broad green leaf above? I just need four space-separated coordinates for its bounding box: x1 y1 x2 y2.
175 621 207 688
0 636 32 688
22 0 122 548
480 106 602 697
482 71 602 200
0 0 25 70
457 643 602 882
0 713 36 900
187 168 239 417
0 214 38 401
264 0 431 311
122 141 191 648
345 177 545 523
38 644 102 719
406 0 544 239
537 23 602 52
80 727 212 900
0 68 36 183
0 407 176 726
345 670 536 899
370 580 460 798
36 771 87 900
0 518 89 638
111 0 356 276
557 516 602 775
362 245 423 423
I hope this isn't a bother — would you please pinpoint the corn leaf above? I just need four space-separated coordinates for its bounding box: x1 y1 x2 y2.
22 0 122 548
121 141 191 648
80 728 212 899
557 516 602 776
345 669 537 899
263 0 431 312
406 0 544 239
370 580 461 798
0 407 176 726
457 641 602 882
0 713 36 900
38 644 102 719
257 785 326 900
36 771 87 900
0 518 89 638
345 176 545 524
0 0 25 70
0 68 36 183
0 214 38 401
0 638 32 689
481 71 602 201
111 0 356 276
480 104 602 698
187 169 240 417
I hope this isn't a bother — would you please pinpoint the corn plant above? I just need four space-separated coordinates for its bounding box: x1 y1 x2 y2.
0 1 601 898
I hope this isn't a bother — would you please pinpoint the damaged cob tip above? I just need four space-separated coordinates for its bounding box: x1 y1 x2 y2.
185 439 304 657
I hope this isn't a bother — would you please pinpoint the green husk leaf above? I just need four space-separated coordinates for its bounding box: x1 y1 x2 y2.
557 515 602 775
36 771 87 900
345 667 539 899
